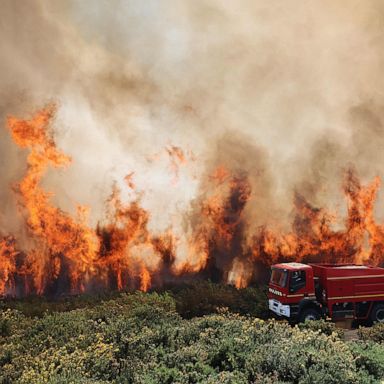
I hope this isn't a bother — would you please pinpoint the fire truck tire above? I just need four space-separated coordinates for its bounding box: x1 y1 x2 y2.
371 303 384 323
298 308 321 323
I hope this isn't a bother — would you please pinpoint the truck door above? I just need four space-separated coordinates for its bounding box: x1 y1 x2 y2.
289 270 322 321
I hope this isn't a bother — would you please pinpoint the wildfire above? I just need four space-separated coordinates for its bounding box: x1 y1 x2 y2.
1 106 384 297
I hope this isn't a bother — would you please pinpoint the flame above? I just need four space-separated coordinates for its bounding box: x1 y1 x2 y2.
0 236 18 294
2 106 384 297
249 171 384 269
6 106 99 294
124 172 135 190
139 265 151 292
166 145 188 184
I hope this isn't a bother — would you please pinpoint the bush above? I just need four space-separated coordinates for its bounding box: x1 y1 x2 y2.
350 341 384 379
244 320 359 383
358 323 384 343
0 318 10 337
0 282 267 319
0 292 383 383
297 319 344 338
171 280 268 318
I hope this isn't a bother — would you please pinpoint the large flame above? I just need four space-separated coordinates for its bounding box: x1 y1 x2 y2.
1 106 384 296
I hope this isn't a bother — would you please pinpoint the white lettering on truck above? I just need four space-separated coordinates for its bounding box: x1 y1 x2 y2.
269 287 283 296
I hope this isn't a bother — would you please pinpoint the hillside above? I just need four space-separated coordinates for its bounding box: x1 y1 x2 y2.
1 287 384 383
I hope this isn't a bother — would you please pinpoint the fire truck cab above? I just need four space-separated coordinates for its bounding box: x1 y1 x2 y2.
268 262 384 323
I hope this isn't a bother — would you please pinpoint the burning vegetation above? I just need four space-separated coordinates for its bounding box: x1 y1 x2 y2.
1 106 384 297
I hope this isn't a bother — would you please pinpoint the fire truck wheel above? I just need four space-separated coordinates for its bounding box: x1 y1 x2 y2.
299 308 321 323
371 304 384 323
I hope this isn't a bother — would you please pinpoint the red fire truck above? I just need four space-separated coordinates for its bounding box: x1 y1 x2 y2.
268 262 384 323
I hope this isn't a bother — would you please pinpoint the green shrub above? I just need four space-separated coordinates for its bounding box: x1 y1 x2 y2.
245 320 359 383
0 309 30 336
0 318 10 337
1 282 268 320
171 281 268 318
0 292 383 384
349 341 384 379
297 319 344 338
358 323 384 343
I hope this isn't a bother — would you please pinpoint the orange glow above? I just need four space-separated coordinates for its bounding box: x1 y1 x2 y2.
2 106 384 296
0 236 18 294
140 265 151 292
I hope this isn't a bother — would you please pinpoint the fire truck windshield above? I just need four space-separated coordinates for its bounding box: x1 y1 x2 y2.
270 268 288 287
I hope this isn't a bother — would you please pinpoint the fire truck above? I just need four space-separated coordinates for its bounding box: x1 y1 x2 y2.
268 262 384 323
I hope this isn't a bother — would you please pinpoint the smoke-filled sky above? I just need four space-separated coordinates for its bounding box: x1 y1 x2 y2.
1 0 384 237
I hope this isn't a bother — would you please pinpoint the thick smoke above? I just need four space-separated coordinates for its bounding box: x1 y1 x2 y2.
1 1 384 265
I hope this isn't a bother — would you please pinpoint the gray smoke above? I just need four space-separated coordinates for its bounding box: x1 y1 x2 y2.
1 0 384 242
